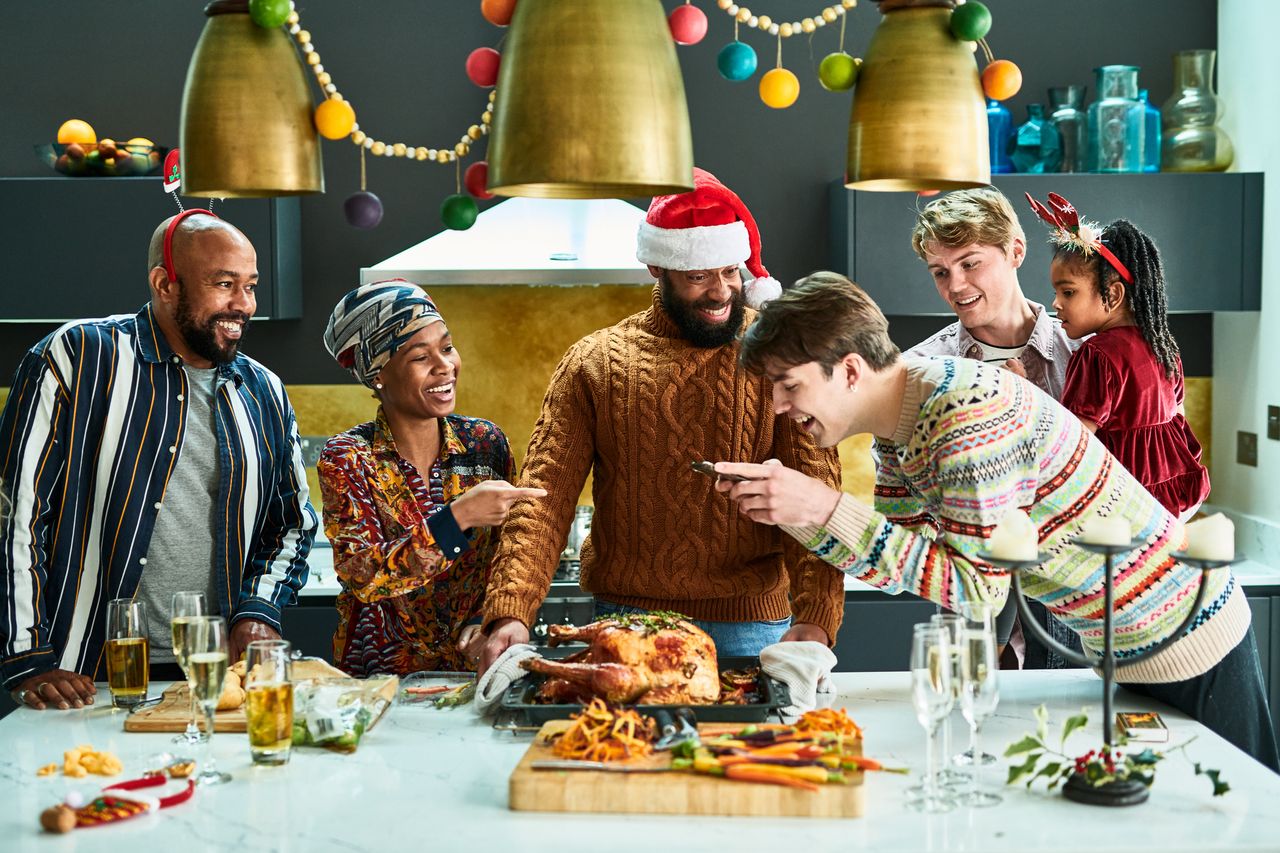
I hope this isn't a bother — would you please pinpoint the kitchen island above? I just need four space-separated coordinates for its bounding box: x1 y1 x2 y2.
1 671 1277 852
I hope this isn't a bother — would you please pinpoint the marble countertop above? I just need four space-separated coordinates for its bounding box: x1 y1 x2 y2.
2 671 1277 852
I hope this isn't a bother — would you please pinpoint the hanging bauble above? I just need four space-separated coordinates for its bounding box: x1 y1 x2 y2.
917 189 941 197
248 0 290 29
464 161 494 199
717 41 758 81
466 47 501 88
818 52 860 92
441 193 479 230
982 59 1022 100
481 0 517 27
668 4 708 45
315 98 357 140
950 1 992 41
759 68 800 109
344 191 384 229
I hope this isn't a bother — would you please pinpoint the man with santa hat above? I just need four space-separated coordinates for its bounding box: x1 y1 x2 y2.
477 169 844 672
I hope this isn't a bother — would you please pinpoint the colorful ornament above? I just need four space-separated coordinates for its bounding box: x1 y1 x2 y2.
464 161 494 199
818 52 859 91
669 3 708 45
759 67 799 109
315 98 357 140
982 59 1022 101
717 41 758 81
950 1 992 42
441 193 479 231
344 191 384 229
466 47 501 88
481 0 517 27
248 0 291 29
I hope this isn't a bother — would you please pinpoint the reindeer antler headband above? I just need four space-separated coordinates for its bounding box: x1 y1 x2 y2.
1024 192 1133 284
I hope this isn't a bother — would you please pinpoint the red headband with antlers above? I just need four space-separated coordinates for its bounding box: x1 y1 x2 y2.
1024 192 1133 285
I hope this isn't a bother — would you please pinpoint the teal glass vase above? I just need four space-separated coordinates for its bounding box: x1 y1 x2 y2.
1139 89 1161 172
1087 65 1144 173
1011 104 1049 173
987 99 1013 174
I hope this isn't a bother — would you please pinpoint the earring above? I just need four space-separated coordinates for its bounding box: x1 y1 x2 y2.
374 382 384 390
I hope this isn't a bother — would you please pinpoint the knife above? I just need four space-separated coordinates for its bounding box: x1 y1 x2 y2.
530 760 672 773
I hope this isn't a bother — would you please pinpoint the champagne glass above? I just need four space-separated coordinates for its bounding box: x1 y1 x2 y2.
954 601 999 767
958 625 1002 807
184 616 232 786
105 599 149 709
907 624 956 813
930 612 967 786
170 591 207 745
245 639 294 766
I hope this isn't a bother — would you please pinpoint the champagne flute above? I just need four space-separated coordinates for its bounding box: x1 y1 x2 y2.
907 624 956 813
958 625 1002 807
184 616 232 786
105 599 149 709
930 612 967 786
170 591 207 745
954 601 999 766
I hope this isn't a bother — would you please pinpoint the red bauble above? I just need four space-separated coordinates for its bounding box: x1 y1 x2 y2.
466 47 501 88
464 161 494 200
668 4 708 45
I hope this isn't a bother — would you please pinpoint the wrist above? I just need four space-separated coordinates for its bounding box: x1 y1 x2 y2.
814 486 841 527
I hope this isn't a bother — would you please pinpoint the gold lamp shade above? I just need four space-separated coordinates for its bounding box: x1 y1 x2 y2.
180 0 323 197
487 0 694 199
847 0 989 192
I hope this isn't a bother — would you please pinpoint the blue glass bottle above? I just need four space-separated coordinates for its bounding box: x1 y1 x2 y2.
987 99 1013 174
1011 104 1048 173
1086 65 1144 173
1139 89 1161 172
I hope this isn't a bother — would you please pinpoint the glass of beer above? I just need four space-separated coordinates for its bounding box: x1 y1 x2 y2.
244 639 294 766
105 599 149 709
170 591 207 745
184 616 232 785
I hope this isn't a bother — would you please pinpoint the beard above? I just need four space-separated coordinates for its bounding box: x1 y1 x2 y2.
175 283 248 365
659 273 747 349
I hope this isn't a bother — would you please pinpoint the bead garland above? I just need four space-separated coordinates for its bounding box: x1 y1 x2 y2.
713 0 856 39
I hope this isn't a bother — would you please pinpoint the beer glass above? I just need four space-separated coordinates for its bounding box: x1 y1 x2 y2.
184 616 231 785
245 639 294 766
105 599 149 709
170 591 207 745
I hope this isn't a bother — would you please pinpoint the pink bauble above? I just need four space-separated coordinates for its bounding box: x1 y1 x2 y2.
466 47 501 88
668 5 708 45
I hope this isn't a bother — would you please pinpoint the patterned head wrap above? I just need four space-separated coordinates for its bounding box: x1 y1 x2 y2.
324 279 444 387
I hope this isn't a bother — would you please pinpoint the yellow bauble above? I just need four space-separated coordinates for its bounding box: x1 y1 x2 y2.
314 98 356 140
759 67 800 109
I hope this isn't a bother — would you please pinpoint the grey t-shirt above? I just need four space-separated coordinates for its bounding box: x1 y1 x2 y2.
136 365 222 662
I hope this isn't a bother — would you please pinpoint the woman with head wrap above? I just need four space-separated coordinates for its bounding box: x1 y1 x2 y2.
320 280 545 674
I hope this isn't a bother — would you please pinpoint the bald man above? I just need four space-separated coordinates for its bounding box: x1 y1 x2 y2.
0 212 316 711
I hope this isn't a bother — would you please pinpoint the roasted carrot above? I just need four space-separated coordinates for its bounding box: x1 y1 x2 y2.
725 765 821 792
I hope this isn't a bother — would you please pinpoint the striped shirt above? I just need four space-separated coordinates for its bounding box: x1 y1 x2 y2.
0 305 317 690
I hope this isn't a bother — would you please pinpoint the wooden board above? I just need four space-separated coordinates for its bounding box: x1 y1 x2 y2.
509 721 865 818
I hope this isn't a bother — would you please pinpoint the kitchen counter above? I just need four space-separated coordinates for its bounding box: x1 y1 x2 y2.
2 671 1277 852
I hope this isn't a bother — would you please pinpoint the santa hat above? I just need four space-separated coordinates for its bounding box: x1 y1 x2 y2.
635 168 783 308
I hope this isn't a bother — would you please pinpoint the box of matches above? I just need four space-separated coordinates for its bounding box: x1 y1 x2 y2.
1117 711 1169 742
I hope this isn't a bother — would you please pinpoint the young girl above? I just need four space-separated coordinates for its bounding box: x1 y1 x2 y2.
1026 192 1209 521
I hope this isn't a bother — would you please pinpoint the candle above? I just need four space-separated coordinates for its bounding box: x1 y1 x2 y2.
1078 516 1132 547
1184 513 1235 561
987 510 1038 561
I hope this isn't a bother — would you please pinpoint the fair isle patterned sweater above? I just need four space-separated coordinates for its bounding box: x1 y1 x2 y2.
784 357 1249 684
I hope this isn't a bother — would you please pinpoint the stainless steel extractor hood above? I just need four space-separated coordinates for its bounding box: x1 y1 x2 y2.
361 197 653 286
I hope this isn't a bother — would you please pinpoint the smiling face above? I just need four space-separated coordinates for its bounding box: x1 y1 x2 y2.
152 225 258 366
653 265 746 348
923 240 1025 339
764 358 857 448
375 321 461 422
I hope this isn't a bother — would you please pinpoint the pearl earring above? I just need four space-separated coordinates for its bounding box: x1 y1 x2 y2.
374 382 384 390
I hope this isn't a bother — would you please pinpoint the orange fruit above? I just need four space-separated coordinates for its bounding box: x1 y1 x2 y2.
57 118 97 146
314 98 356 140
982 60 1022 101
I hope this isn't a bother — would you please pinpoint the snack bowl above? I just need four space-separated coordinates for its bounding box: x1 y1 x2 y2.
36 140 166 177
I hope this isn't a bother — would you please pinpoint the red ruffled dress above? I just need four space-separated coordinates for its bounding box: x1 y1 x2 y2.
1060 326 1210 517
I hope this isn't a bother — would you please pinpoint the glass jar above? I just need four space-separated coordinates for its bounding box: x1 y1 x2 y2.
1139 89 1161 172
986 99 1013 174
1044 85 1086 173
1011 104 1048 173
1087 65 1144 173
1162 49 1233 172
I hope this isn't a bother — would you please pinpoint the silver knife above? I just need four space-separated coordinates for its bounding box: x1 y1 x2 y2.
530 760 672 773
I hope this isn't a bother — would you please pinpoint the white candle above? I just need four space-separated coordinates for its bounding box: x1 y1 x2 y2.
987 510 1038 561
1184 513 1235 561
1078 516 1132 547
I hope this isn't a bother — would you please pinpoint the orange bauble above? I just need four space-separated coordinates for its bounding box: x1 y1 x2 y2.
759 68 800 109
315 98 357 140
481 0 516 26
982 60 1022 101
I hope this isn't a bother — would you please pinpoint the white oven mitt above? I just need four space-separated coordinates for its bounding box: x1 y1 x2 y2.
759 641 838 717
474 643 540 716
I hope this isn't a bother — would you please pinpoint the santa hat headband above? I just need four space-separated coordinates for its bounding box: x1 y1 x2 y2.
636 168 782 308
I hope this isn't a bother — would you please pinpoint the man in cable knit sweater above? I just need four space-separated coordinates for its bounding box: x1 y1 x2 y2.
718 272 1277 770
477 171 845 673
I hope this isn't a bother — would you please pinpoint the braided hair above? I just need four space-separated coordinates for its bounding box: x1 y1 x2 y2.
1052 219 1180 380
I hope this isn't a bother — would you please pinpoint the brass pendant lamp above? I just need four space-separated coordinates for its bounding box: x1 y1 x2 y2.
180 0 323 197
846 0 989 192
487 0 694 199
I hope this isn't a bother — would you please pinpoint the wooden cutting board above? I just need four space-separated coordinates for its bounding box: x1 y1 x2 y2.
509 720 865 818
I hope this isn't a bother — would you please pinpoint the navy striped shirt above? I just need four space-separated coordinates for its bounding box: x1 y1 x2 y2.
0 305 317 689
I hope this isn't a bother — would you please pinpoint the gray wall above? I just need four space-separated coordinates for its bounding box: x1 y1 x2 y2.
0 0 1217 381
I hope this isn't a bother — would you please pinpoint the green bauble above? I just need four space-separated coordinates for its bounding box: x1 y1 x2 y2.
818 52 860 92
950 1 992 41
441 193 479 231
249 0 291 29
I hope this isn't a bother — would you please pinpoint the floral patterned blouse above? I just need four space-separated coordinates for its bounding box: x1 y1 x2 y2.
318 408 515 675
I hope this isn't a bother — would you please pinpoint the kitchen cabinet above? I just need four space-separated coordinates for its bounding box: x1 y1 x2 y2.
0 177 302 321
829 173 1264 315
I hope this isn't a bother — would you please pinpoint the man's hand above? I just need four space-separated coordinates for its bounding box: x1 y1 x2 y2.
714 459 842 527
1001 357 1027 378
229 618 280 663
450 481 548 531
11 669 96 711
457 624 485 666
477 617 530 677
780 622 830 645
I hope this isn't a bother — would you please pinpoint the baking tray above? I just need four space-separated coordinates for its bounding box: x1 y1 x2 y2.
500 656 790 725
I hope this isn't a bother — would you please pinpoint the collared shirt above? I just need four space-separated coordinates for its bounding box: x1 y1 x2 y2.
0 305 316 690
906 300 1078 400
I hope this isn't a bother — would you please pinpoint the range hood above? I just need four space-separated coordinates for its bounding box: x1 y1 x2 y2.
361 197 653 286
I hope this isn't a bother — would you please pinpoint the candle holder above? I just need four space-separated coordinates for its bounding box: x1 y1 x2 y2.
980 541 1237 807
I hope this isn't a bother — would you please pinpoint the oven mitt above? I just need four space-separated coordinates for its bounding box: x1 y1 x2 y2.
474 643 540 716
759 641 837 717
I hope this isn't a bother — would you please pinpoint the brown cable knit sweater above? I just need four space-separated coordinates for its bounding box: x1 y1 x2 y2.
483 287 846 641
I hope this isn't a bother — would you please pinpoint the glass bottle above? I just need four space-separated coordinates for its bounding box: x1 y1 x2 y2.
986 99 1013 175
1045 85 1086 173
1139 89 1161 172
1011 104 1048 173
1087 65 1144 173
1162 49 1234 172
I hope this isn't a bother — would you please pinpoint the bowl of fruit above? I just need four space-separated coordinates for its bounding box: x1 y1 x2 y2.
36 119 166 177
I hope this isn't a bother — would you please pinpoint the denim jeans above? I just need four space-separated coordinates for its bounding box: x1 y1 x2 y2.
592 599 791 658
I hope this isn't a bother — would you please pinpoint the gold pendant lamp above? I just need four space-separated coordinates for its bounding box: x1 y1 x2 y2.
487 0 694 199
180 0 323 197
846 0 989 192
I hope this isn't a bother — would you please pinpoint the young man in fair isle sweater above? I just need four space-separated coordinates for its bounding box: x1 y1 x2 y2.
477 170 845 675
717 271 1277 771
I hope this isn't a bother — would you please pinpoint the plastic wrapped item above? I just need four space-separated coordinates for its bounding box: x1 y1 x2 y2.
291 676 395 753
397 672 476 709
